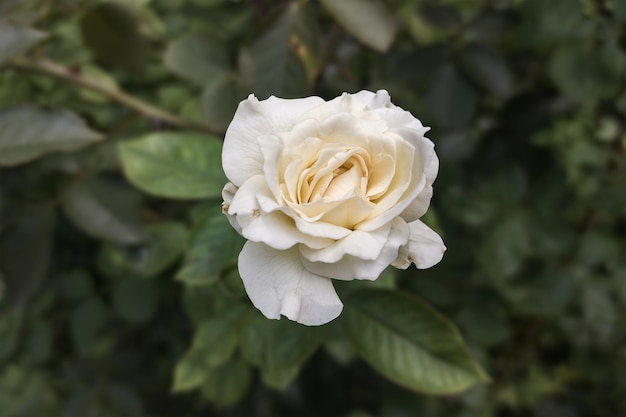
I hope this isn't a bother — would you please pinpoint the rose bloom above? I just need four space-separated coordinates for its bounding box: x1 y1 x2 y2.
222 90 445 326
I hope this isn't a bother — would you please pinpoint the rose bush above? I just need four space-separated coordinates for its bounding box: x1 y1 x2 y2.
222 90 446 326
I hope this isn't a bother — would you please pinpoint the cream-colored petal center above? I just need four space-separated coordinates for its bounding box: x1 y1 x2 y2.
296 147 371 204
322 155 369 200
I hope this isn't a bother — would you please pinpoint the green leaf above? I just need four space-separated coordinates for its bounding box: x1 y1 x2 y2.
134 222 188 277
324 321 356 365
582 280 616 324
614 0 626 21
515 0 588 49
97 244 144 280
177 209 245 285
201 74 240 132
80 2 149 73
182 284 216 324
172 349 208 392
456 303 510 348
526 269 576 316
239 2 318 98
549 41 626 101
459 44 513 98
221 268 247 299
342 289 489 395
241 315 323 390
0 308 23 363
612 267 626 304
172 307 248 392
478 213 529 280
0 365 58 416
24 321 53 364
201 358 251 407
425 63 478 129
321 0 397 52
59 270 95 300
0 106 103 166
43 141 121 176
118 132 226 199
61 177 144 245
0 21 47 64
71 296 109 356
112 278 158 324
100 222 188 278
0 203 55 306
103 383 144 416
191 316 241 366
164 32 230 83
261 363 300 391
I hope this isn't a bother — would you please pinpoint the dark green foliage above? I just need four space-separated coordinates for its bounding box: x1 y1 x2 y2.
1 0 625 416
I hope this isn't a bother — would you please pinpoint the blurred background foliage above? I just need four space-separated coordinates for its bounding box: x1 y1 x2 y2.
1 0 626 416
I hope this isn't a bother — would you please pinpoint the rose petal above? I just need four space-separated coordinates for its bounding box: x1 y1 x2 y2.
424 144 439 185
256 199 352 240
229 175 333 250
223 94 324 187
400 142 438 222
221 182 241 234
357 133 434 231
283 137 324 202
356 144 417 230
317 112 387 143
306 90 393 121
302 217 410 281
239 241 343 326
353 89 393 109
393 220 446 270
299 221 392 263
366 152 395 200
318 188 375 229
289 210 352 239
243 211 333 250
257 134 284 201
400 185 433 223
373 107 430 135
227 175 271 228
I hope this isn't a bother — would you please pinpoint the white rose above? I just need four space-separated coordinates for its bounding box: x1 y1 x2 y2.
222 90 446 326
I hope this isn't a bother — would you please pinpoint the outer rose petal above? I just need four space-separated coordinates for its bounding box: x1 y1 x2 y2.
302 217 410 281
392 220 446 270
401 185 433 223
223 94 324 187
229 175 333 250
299 221 392 263
304 90 394 121
239 241 343 326
401 152 439 223
373 107 430 134
222 182 241 234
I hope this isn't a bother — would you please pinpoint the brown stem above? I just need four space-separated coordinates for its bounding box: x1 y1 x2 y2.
10 56 220 136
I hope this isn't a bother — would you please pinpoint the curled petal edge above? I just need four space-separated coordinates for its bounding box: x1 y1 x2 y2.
392 219 446 270
238 241 343 326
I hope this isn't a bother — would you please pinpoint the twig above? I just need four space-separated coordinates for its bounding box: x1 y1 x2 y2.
10 56 220 135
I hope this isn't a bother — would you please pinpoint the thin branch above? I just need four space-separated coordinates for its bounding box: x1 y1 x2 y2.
10 56 220 135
